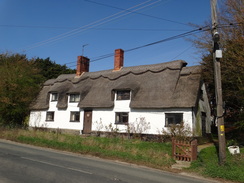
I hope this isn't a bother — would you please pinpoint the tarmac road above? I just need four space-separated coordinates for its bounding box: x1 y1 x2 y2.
0 139 219 183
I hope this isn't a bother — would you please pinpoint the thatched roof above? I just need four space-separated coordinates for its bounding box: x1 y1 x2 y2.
30 60 202 110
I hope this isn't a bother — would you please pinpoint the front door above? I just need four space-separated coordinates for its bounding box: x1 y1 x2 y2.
83 110 92 134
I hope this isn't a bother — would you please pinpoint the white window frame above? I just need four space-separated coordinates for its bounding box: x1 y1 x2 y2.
69 94 80 103
70 112 80 122
51 93 58 101
46 111 54 121
116 90 131 100
165 113 183 127
115 112 129 125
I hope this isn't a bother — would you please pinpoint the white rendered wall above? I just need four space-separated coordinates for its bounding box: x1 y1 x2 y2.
29 93 194 135
91 108 193 135
91 93 193 135
29 95 83 131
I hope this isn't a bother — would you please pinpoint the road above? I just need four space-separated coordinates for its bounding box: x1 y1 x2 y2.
0 139 218 183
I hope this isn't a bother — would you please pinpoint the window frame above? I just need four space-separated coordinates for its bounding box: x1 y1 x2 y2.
70 111 80 122
116 90 131 100
46 111 54 121
165 113 183 127
115 112 129 125
51 93 58 102
69 94 80 103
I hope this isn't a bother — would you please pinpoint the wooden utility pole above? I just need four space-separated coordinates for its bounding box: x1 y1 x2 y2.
211 0 226 165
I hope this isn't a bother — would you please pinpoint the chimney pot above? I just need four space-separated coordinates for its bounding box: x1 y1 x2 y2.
114 49 124 71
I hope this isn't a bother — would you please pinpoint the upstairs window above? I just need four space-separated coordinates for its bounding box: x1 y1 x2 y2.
116 90 130 100
70 112 80 122
70 94 80 102
51 93 58 101
46 112 54 121
115 112 129 124
165 113 183 127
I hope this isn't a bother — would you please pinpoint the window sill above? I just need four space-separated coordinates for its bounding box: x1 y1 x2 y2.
115 122 128 125
165 124 181 127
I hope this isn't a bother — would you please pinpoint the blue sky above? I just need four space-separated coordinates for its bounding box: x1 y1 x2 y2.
0 0 212 72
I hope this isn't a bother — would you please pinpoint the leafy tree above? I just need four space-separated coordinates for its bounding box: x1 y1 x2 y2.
0 54 76 127
190 0 244 132
0 53 43 127
34 57 75 80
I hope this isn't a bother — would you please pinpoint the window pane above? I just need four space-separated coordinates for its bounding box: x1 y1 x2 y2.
70 94 80 102
70 112 80 122
165 113 183 126
115 112 129 124
46 112 54 121
51 93 58 101
116 90 130 100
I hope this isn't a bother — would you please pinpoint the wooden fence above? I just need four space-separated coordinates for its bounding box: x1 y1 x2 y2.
172 138 197 161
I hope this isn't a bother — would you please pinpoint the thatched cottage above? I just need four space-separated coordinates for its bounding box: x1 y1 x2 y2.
29 49 211 136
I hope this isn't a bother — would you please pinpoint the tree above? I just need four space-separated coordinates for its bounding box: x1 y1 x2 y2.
191 0 244 132
0 53 43 127
34 57 75 80
0 54 76 127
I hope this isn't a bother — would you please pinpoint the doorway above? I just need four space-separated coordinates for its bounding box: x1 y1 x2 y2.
83 110 92 134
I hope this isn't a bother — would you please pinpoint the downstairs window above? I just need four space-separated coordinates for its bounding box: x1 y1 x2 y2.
70 112 80 122
115 112 129 124
165 113 183 127
46 112 54 121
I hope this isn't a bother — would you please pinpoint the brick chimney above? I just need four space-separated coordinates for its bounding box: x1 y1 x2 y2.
76 56 90 76
114 49 124 71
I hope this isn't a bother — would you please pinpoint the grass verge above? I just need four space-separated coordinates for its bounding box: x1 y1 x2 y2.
1 128 243 182
0 128 174 170
188 146 244 182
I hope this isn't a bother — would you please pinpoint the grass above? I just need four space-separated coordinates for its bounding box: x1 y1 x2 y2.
188 146 244 182
0 128 174 170
1 128 243 182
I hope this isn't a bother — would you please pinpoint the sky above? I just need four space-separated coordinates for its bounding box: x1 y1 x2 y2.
0 0 213 72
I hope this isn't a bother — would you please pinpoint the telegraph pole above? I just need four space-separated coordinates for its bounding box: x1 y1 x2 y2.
211 0 226 165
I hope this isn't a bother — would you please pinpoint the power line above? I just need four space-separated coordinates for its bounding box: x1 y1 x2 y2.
0 24 191 32
124 27 209 53
170 45 193 61
85 0 189 26
20 1 160 51
68 24 244 68
65 26 210 67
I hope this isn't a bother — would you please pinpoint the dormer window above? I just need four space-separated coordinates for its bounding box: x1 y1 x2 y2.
116 90 130 100
51 93 58 101
70 94 80 102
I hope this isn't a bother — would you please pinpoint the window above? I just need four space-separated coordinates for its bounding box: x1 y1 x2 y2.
51 93 58 101
115 112 129 124
116 90 130 100
165 113 183 127
70 94 80 102
70 112 80 122
46 112 54 121
200 89 204 101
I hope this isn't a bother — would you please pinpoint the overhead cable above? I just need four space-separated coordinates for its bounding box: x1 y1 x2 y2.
85 0 189 26
21 0 160 51
65 26 210 66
